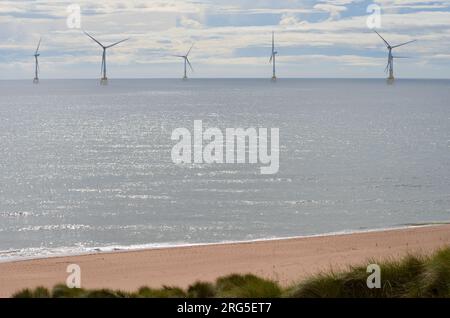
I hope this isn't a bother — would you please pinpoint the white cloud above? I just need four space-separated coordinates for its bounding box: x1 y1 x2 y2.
314 3 348 20
178 16 203 29
279 13 306 27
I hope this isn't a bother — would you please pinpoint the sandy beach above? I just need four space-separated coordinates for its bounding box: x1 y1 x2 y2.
0 224 449 298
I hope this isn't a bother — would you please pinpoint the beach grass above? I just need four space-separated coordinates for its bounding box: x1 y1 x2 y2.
12 246 450 298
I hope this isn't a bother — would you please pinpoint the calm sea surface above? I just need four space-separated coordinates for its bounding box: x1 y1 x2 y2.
0 79 449 260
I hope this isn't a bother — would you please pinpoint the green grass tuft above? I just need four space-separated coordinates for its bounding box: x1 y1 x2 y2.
215 274 282 298
137 286 186 298
51 284 86 298
413 248 450 297
187 282 216 298
12 289 36 298
288 248 450 298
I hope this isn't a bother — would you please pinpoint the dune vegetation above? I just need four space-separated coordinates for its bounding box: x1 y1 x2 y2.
13 246 450 298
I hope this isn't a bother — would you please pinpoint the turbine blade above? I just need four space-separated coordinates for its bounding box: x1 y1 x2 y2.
391 40 416 49
269 55 273 63
373 30 390 48
83 31 105 48
186 43 194 57
186 58 194 72
393 56 409 59
35 37 42 54
106 38 130 49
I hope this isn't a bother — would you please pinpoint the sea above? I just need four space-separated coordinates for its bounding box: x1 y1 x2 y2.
0 79 449 261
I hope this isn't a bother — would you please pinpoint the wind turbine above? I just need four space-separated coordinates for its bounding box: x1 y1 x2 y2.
269 31 278 81
33 38 41 84
84 31 129 85
374 30 416 82
174 44 194 80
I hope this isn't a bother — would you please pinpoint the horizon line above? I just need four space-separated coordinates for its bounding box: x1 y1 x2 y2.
1 77 450 81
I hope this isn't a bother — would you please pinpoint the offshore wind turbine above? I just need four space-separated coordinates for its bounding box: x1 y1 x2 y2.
174 44 194 80
374 30 416 82
33 38 41 84
269 31 278 81
84 31 129 85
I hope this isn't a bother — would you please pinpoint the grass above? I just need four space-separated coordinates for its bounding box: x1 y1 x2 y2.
289 247 450 298
12 246 450 298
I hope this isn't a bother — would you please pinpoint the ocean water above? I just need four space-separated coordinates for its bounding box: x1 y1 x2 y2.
0 79 449 261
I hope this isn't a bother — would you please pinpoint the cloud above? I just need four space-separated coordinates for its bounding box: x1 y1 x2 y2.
178 16 203 29
279 13 306 27
314 3 348 20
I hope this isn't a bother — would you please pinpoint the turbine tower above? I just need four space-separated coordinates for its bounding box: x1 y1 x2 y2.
33 38 41 84
374 30 416 83
269 31 278 81
84 31 129 85
174 44 194 80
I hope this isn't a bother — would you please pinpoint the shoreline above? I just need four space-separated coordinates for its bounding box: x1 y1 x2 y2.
0 224 449 298
1 222 448 264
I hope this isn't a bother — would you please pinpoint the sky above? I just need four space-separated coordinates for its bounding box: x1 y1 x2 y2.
1 0 450 79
